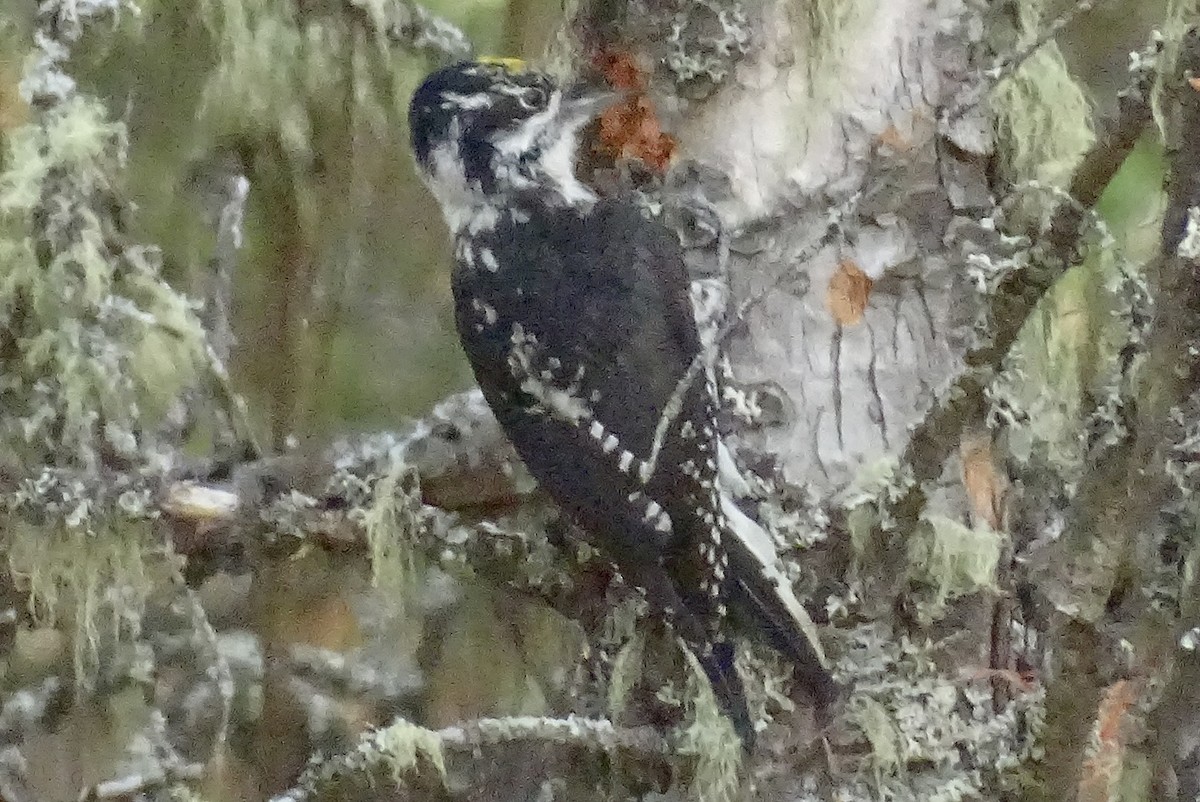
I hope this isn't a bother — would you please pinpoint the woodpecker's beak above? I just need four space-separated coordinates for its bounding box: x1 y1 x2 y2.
559 83 622 128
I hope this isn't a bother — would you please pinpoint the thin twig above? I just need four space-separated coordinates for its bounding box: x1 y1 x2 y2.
180 582 234 755
986 0 1105 81
205 172 249 366
202 340 263 458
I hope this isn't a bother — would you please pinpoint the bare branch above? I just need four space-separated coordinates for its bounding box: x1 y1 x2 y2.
201 171 249 366
180 582 234 755
271 714 671 802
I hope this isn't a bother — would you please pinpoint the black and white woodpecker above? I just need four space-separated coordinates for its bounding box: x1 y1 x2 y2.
409 60 836 749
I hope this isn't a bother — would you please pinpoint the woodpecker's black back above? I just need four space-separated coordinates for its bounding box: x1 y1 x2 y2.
409 61 836 749
453 196 750 738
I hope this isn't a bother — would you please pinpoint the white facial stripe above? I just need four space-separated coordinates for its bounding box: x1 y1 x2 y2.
534 116 597 206
440 91 494 110
491 94 561 156
491 94 597 207
425 143 477 233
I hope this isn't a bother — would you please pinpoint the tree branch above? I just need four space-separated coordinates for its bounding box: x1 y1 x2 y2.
870 34 1158 544
270 714 671 802
1027 26 1200 802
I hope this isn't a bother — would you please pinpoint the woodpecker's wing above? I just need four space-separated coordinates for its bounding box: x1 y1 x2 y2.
452 198 754 736
451 197 705 537
452 197 725 605
520 197 705 457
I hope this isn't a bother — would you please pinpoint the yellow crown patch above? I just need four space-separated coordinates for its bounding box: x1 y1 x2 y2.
477 56 527 73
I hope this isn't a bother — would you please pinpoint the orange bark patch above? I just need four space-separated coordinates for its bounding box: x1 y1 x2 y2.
1189 75 1200 92
826 260 873 326
589 49 676 175
960 430 1007 530
593 50 646 91
876 123 913 152
1078 680 1138 802
595 97 676 174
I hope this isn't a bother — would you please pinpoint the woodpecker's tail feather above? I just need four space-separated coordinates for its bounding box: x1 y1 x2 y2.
721 497 840 718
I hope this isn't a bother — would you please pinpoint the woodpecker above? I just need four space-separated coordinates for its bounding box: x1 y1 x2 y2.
409 60 836 748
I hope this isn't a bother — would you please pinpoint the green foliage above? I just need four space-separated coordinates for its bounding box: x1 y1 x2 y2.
996 136 1163 504
1096 134 1166 254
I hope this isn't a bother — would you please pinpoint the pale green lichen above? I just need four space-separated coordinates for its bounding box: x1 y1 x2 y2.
291 715 448 797
802 0 874 105
906 516 1003 623
606 612 744 801
374 717 448 786
6 518 154 686
606 627 645 722
361 448 423 602
197 0 413 165
734 647 794 732
1152 0 1200 135
1 16 208 688
663 0 752 96
0 96 206 464
838 625 1045 801
168 785 212 802
990 0 1095 187
854 695 905 784
677 651 743 802
604 596 654 733
199 0 312 156
839 456 903 554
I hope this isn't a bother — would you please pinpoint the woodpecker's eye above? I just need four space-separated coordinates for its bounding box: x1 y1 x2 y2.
518 85 549 111
519 142 543 167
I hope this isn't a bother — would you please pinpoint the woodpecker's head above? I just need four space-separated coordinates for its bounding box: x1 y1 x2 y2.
409 60 614 231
